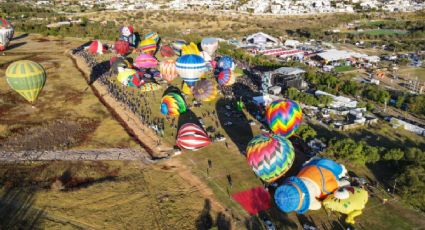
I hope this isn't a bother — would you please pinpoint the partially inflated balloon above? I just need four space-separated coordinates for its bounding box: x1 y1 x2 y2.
181 42 200 55
217 69 235 86
0 30 10 51
177 123 211 151
117 69 136 85
114 40 130 55
139 38 157 56
88 40 106 55
160 45 175 58
171 40 186 56
266 99 302 137
176 54 206 86
140 82 161 92
0 18 13 39
160 93 187 116
144 31 160 43
159 59 177 83
193 79 217 102
218 56 235 71
201 38 218 57
134 54 158 69
110 56 131 72
181 82 193 95
6 60 46 103
246 133 295 183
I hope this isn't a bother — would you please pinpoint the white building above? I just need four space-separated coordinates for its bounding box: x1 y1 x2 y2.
315 90 358 108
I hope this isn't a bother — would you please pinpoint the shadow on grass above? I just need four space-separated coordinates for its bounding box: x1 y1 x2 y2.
89 60 110 85
12 33 28 41
6 42 27 50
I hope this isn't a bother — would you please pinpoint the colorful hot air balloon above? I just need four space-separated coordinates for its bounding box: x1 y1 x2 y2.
193 79 217 102
176 123 211 151
176 54 206 86
217 69 235 86
87 40 106 55
134 54 158 69
114 40 130 56
265 99 302 138
160 93 187 117
119 26 137 47
201 38 218 57
138 38 157 56
140 82 161 92
0 18 14 39
0 30 10 51
246 133 295 183
181 82 193 95
144 31 160 43
159 59 177 83
5 60 46 103
160 44 175 58
117 69 136 85
218 56 235 71
171 40 186 56
181 42 200 55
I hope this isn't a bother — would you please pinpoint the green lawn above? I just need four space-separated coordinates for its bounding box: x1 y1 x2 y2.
335 65 355 72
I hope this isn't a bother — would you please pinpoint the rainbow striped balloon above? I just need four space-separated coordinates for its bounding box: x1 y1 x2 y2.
160 93 187 116
139 38 157 56
217 69 235 86
159 59 177 83
134 54 158 69
265 99 302 138
246 133 295 183
144 31 160 43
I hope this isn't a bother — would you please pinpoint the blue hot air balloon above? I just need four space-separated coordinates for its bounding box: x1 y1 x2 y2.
176 54 206 86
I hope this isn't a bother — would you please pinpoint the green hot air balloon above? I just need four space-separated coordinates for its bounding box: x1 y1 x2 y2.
6 60 46 103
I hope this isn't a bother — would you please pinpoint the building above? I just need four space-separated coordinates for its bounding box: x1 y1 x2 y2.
261 67 307 93
245 32 280 48
390 117 425 136
315 90 357 108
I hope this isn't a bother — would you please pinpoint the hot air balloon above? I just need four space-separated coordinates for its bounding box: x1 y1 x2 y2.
201 38 218 57
134 54 158 69
274 158 349 214
144 31 160 43
160 44 175 58
159 59 177 83
217 69 235 86
181 82 193 95
323 186 368 225
181 42 200 55
246 133 295 183
119 26 137 47
117 69 137 85
265 99 302 138
176 123 211 151
87 40 106 55
114 40 130 56
176 54 206 86
0 31 10 51
0 18 14 39
218 56 235 71
200 51 212 62
171 40 186 56
5 60 46 104
160 93 187 117
110 56 132 73
140 82 161 92
193 79 217 102
128 71 145 88
138 38 157 56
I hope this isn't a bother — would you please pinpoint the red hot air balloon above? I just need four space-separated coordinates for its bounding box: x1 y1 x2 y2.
176 123 211 151
160 44 175 58
114 40 130 56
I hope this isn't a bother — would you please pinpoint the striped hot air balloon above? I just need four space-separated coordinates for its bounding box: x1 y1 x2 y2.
134 54 158 69
177 123 211 151
193 79 217 102
265 99 303 138
171 40 186 56
160 93 187 117
176 54 206 86
218 56 235 71
144 31 160 43
0 18 14 40
0 31 10 51
6 60 46 103
160 44 175 58
159 59 177 83
201 38 218 57
138 38 157 56
140 82 161 92
217 69 235 86
114 40 130 56
246 133 295 183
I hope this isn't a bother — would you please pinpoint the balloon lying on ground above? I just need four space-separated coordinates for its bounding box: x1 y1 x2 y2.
119 26 137 47
274 158 349 214
201 38 218 57
127 71 145 88
134 54 158 69
117 69 137 85
181 42 200 55
176 54 207 86
171 39 187 56
217 69 235 86
140 82 161 92
110 56 132 73
323 186 368 225
114 40 130 56
217 56 235 71
138 38 157 56
88 40 106 55
265 99 302 138
193 79 217 102
160 93 187 116
144 31 160 43
6 60 46 103
246 133 295 183
160 45 175 58
176 123 211 151
159 59 177 83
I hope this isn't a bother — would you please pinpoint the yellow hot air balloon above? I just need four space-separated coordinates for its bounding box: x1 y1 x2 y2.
117 69 136 85
181 42 200 55
181 82 193 95
5 60 46 103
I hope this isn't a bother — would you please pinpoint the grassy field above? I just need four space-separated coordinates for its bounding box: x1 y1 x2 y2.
0 34 140 151
397 66 425 82
350 29 408 36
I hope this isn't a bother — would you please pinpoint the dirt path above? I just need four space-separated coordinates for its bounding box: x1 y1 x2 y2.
69 51 174 159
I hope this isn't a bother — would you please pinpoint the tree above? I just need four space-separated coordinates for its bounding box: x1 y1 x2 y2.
364 145 380 163
296 124 317 142
383 148 404 161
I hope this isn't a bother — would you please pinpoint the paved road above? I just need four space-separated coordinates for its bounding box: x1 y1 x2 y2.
0 148 159 163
